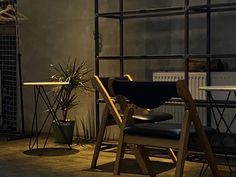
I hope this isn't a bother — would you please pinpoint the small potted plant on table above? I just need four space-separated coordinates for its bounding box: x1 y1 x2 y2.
50 58 92 144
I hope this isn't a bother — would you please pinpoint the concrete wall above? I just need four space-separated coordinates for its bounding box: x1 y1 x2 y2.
18 0 95 136
17 0 236 138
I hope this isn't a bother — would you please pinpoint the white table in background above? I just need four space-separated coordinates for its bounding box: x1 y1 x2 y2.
200 85 236 176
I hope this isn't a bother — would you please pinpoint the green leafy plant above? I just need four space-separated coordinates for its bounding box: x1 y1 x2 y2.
50 58 92 122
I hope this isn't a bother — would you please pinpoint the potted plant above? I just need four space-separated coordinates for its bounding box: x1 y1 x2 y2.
50 58 92 144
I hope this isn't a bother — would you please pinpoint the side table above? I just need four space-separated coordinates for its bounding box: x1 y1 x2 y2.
24 82 71 150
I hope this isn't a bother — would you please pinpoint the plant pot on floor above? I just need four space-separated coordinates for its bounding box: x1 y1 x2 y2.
52 120 75 144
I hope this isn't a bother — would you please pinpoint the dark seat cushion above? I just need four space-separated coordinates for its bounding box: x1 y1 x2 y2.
123 123 216 139
132 111 173 123
106 112 173 125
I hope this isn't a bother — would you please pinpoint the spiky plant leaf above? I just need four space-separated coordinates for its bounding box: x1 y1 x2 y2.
50 58 92 121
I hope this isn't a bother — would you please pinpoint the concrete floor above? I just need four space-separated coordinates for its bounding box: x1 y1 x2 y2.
0 136 233 177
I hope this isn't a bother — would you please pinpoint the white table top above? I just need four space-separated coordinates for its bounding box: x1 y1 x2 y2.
24 82 69 86
200 85 236 91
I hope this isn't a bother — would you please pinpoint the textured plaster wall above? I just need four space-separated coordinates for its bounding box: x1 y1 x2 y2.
18 0 95 135
16 0 236 137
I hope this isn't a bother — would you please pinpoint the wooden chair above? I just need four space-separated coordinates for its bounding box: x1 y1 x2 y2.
108 79 219 177
91 75 175 170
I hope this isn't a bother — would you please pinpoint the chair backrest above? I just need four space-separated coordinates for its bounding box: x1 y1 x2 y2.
109 80 179 127
99 76 130 96
110 80 178 109
109 79 203 125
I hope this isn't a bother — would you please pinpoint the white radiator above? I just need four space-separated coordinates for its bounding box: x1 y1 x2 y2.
153 72 236 133
153 72 207 99
153 72 207 125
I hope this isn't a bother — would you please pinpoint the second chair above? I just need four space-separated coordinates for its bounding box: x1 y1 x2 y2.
91 75 175 170
109 79 218 177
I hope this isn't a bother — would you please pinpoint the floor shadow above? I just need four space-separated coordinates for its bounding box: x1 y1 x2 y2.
86 158 175 175
23 147 79 156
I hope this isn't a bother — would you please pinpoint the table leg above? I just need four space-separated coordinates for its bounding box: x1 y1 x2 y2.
29 86 40 150
39 86 72 149
43 87 64 148
205 91 236 176
210 92 236 143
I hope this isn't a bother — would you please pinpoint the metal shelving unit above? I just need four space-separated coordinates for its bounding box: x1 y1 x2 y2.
94 0 236 133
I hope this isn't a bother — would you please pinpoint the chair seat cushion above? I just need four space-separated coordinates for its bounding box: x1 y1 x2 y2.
106 112 173 125
123 123 216 139
132 111 173 123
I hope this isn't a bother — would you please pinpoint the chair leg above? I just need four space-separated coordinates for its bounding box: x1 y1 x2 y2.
175 145 188 177
130 144 149 174
91 106 109 168
136 145 157 177
175 111 191 177
167 148 177 164
193 117 219 177
114 134 126 175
